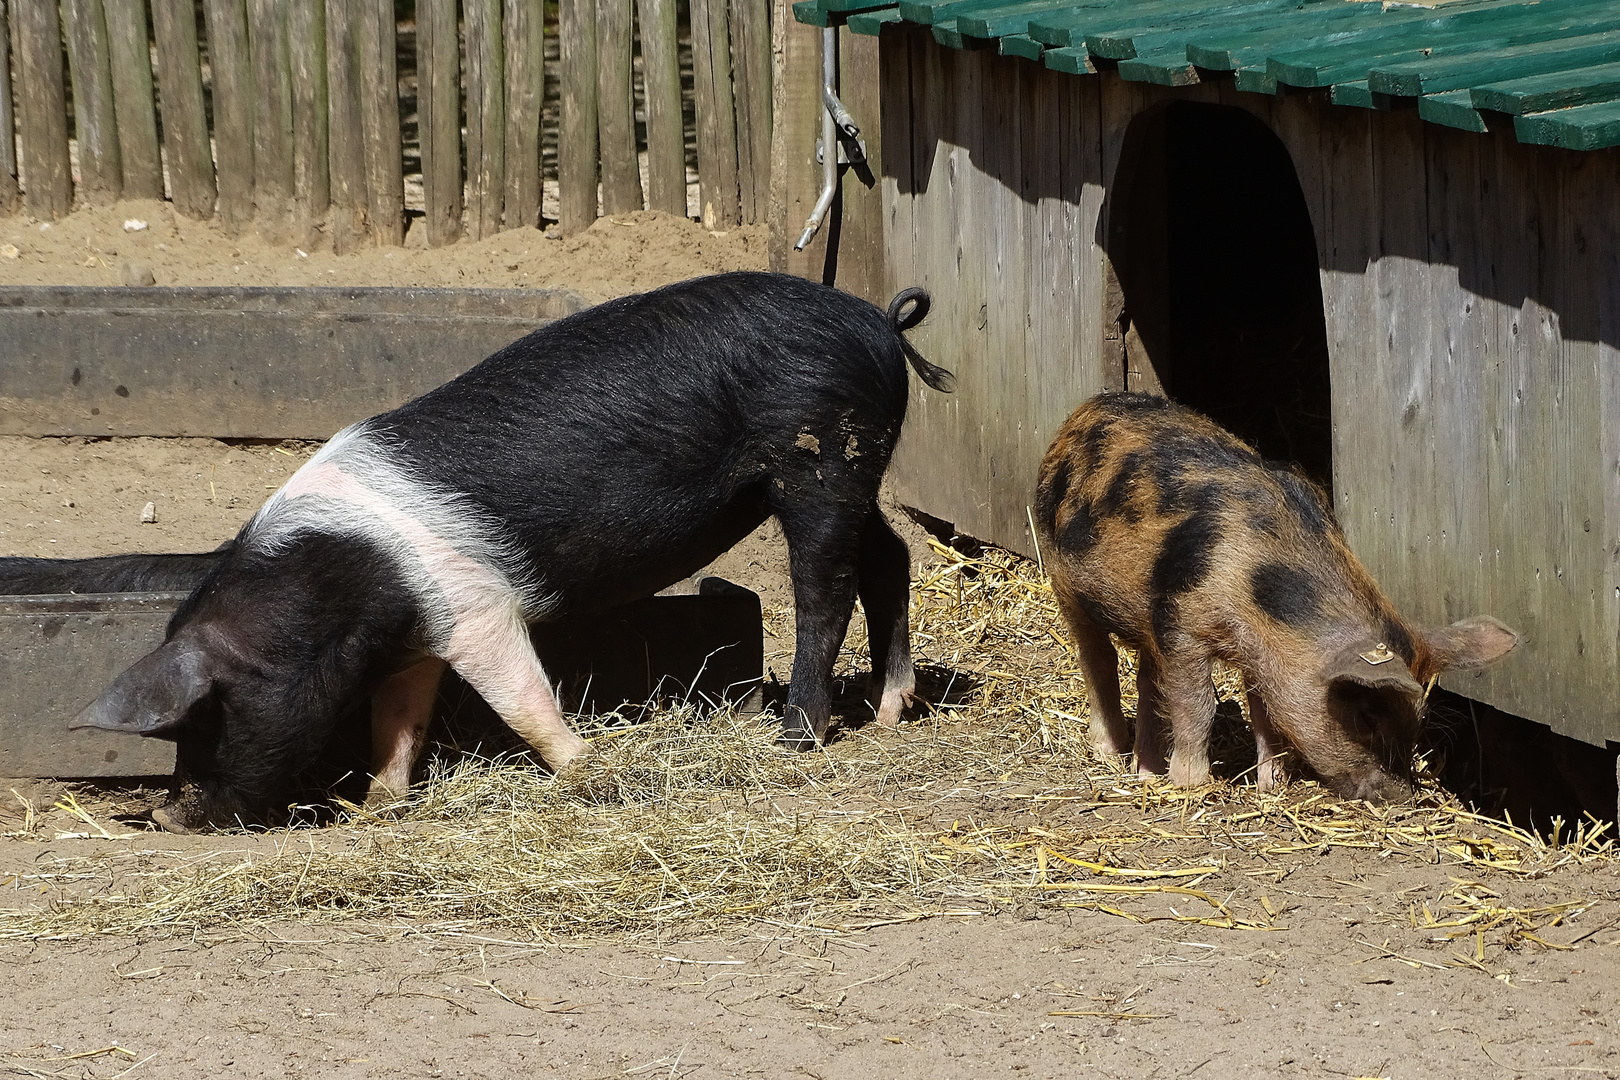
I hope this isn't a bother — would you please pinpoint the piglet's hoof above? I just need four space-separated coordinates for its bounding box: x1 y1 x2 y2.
775 726 823 753
150 805 194 835
547 741 595 778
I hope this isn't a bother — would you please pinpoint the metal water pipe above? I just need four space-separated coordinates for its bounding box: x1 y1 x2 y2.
795 26 861 251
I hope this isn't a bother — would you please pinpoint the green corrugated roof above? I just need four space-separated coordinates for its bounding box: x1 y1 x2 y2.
793 0 1620 150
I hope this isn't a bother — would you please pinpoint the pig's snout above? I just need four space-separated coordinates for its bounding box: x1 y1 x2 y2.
1331 768 1415 805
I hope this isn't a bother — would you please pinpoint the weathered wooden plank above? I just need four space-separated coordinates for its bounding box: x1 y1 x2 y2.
504 0 544 230
1042 47 1093 75
149 0 214 218
1187 2 1503 73
0 0 21 213
998 33 1040 60
837 27 882 299
768 0 827 273
849 9 904 35
1472 60 1620 115
248 0 294 240
63 0 123 203
638 0 685 216
415 0 461 245
325 4 368 252
1081 0 1322 61
732 0 773 224
691 0 740 229
1271 6 1620 91
1515 99 1620 151
1423 125 1493 694
887 28 960 527
558 0 599 234
879 24 916 303
203 0 255 232
288 0 329 245
0 284 588 437
103 0 164 199
358 0 404 245
596 0 642 214
987 52 1031 547
1419 89 1486 133
1369 31 1620 99
15 0 73 219
464 0 504 239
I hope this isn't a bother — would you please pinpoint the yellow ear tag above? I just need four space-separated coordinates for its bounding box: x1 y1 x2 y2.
1359 643 1396 665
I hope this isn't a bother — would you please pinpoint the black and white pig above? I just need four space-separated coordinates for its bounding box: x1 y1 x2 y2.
1035 392 1519 802
73 272 954 831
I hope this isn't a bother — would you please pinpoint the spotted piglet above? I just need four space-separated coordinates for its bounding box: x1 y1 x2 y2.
72 272 953 831
1034 392 1518 802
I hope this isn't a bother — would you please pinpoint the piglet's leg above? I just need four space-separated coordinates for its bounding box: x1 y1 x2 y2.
366 657 446 807
1161 646 1219 789
1132 649 1169 777
1248 690 1288 792
1058 605 1129 759
859 514 915 727
443 603 591 772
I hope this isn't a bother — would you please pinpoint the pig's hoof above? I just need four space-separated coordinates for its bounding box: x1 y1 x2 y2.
549 742 595 776
150 805 194 834
776 726 822 752
873 686 915 728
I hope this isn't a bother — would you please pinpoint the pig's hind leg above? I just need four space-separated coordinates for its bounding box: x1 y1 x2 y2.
1132 648 1170 776
1057 603 1132 761
365 657 446 807
859 514 916 727
775 503 868 750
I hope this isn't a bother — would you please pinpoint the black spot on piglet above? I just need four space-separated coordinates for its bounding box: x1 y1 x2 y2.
1250 562 1325 627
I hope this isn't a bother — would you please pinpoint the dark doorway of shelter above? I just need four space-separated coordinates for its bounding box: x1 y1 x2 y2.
1106 102 1334 489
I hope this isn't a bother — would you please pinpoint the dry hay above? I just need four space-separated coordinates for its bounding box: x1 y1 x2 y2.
2 538 1612 946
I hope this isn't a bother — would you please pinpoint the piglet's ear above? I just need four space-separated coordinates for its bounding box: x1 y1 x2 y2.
1422 615 1520 673
70 641 215 739
1322 640 1424 697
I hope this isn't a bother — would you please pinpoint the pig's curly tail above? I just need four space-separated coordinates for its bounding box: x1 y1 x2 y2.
886 287 955 393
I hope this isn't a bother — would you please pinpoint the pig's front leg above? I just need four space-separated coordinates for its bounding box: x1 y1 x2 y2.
366 657 447 806
1247 689 1289 792
1161 645 1219 789
442 603 591 772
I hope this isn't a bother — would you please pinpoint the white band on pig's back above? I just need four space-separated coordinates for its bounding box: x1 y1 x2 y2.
245 428 589 770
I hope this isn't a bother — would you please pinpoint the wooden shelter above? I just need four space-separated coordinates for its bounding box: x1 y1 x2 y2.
775 0 1620 750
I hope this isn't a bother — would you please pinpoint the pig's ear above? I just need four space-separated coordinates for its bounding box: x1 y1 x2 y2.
1322 640 1424 697
1421 615 1520 673
70 642 216 738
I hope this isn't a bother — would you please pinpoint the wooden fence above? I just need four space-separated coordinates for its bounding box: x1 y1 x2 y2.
0 0 771 245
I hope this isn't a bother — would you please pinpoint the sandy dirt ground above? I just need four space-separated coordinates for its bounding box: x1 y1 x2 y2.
3 202 1620 1079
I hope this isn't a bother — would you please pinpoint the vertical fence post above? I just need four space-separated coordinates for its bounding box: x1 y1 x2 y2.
203 0 255 232
417 0 461 245
503 0 542 230
636 0 683 217
103 0 164 199
288 0 328 245
357 0 402 244
558 0 598 234
150 0 215 218
248 0 293 240
729 0 770 224
325 3 367 252
0 2 20 213
690 0 739 229
464 0 504 239
63 0 123 203
15 0 73 219
596 0 640 214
